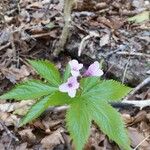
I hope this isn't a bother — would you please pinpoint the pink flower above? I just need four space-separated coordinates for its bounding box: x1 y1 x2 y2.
69 59 83 77
84 61 103 77
59 76 79 98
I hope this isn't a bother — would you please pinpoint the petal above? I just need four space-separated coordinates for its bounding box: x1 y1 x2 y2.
71 70 80 77
88 61 100 72
67 76 77 84
93 69 104 77
69 59 78 68
73 82 79 89
59 83 69 92
83 70 92 77
68 90 76 98
78 63 83 70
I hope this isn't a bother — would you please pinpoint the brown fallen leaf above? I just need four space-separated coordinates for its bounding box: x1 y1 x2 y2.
1 65 30 83
0 112 19 126
131 111 147 125
16 142 28 150
19 128 36 144
0 143 4 150
122 113 134 125
128 127 150 149
41 128 64 149
100 33 110 47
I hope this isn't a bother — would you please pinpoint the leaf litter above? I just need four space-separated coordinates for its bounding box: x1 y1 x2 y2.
0 0 150 149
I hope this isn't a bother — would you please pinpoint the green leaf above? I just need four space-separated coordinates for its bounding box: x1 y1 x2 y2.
0 80 57 100
128 11 149 23
89 100 131 150
28 60 61 86
66 98 91 150
80 77 100 95
20 91 72 126
82 80 131 102
63 64 71 82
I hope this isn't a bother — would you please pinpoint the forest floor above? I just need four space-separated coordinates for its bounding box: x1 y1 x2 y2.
0 0 150 149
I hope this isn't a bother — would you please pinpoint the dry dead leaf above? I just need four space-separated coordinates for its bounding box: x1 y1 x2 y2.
0 143 4 150
139 121 150 137
122 113 134 125
27 2 43 9
128 127 150 149
132 111 147 125
0 103 15 112
16 142 28 150
1 65 30 83
13 100 34 116
0 112 19 126
19 128 36 143
100 34 110 47
41 128 64 149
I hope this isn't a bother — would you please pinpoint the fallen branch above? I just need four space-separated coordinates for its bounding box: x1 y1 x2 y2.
0 120 19 142
117 51 150 58
44 99 150 115
124 76 150 101
78 31 99 56
53 0 75 56
122 99 150 110
0 42 11 51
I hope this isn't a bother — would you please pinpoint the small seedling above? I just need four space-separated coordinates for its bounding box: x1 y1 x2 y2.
0 59 132 150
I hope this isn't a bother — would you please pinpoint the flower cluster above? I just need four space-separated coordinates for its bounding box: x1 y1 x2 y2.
59 60 103 98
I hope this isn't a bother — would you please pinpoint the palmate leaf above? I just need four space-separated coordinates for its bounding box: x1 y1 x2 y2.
0 80 57 100
66 98 92 150
88 100 131 150
80 77 100 94
81 79 131 102
28 60 61 86
20 91 72 126
63 64 71 82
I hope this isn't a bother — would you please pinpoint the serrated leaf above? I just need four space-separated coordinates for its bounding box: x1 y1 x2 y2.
63 64 71 82
80 77 100 95
82 80 131 102
0 80 57 100
89 100 131 150
29 60 61 86
20 91 72 126
66 98 91 150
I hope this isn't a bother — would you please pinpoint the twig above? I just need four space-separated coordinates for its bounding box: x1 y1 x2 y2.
61 132 72 150
124 76 150 101
0 120 19 142
116 51 150 58
44 105 69 114
45 99 150 115
122 99 150 109
53 0 75 56
43 0 52 18
122 55 131 83
133 135 150 150
0 42 11 51
78 31 99 56
22 32 56 40
78 35 91 56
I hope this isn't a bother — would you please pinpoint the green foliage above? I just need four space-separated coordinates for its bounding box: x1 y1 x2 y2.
63 64 71 82
28 60 61 86
0 60 132 150
81 79 131 102
20 91 71 126
66 98 91 150
0 80 57 100
80 77 100 94
89 100 131 150
128 11 149 23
